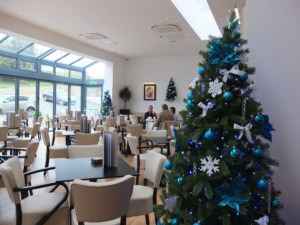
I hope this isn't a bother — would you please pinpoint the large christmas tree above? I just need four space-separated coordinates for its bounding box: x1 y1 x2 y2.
155 12 284 225
101 90 113 116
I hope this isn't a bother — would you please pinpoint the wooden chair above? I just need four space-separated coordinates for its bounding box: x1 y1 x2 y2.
75 132 101 145
0 157 70 225
70 175 134 225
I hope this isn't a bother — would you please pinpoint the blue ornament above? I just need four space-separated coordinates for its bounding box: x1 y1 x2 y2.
272 199 282 209
171 218 179 225
187 93 194 100
261 115 276 142
204 130 216 141
257 179 268 190
239 72 248 82
223 91 234 102
230 148 241 159
198 66 205 76
164 161 172 170
185 100 195 110
254 115 264 124
177 177 183 185
193 223 201 225
252 148 264 158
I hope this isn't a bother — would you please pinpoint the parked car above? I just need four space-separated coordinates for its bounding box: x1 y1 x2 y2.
42 90 76 106
0 95 36 116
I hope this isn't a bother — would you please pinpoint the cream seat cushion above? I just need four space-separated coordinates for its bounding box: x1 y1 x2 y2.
21 192 69 225
127 185 153 217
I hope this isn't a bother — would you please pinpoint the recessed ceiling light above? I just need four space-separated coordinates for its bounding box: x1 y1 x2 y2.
171 0 221 40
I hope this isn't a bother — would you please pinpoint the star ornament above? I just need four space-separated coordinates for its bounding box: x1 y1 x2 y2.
213 174 249 212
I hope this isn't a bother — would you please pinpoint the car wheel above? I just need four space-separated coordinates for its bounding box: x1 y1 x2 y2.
26 107 35 117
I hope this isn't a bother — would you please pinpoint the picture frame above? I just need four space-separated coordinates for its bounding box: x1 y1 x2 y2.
144 84 156 100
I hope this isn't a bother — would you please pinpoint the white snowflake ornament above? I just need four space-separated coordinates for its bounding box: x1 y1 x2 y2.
208 79 223 98
200 155 220 177
255 215 269 225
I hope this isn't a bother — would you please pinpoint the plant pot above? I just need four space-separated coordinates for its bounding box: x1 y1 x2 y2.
120 109 130 116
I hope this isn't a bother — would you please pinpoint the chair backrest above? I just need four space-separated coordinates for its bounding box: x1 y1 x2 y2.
41 127 50 146
76 132 101 145
146 129 167 137
68 144 103 158
0 157 25 204
68 120 81 131
0 126 8 142
18 109 25 119
71 175 134 223
24 138 40 166
38 116 44 124
90 116 95 126
31 123 41 138
116 115 126 126
126 124 143 137
126 136 139 155
15 115 22 128
129 115 139 124
23 111 28 119
105 118 117 128
51 118 56 129
144 151 166 188
94 119 99 130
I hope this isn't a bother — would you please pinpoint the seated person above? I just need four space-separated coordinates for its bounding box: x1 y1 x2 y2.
152 104 174 130
170 106 179 122
144 105 157 121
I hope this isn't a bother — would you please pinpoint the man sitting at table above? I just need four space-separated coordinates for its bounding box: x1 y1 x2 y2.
152 104 174 130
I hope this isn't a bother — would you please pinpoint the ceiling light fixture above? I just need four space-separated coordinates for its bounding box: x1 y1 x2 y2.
171 0 221 40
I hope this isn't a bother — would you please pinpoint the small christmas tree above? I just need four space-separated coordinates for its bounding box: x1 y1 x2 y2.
165 78 177 102
154 12 284 225
101 90 112 116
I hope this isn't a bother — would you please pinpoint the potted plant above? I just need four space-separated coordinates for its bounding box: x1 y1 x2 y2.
119 86 132 115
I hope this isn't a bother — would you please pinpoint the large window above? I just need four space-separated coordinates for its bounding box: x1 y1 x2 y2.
40 82 53 122
86 87 101 119
0 77 15 125
56 84 69 115
19 80 36 125
71 85 81 113
0 55 17 69
85 62 105 79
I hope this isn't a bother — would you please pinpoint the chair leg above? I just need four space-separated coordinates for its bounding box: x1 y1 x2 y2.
28 181 33 195
16 203 22 225
145 214 150 225
120 215 127 225
44 147 50 176
136 155 140 185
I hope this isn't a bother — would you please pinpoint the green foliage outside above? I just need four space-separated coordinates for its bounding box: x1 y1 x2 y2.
154 12 284 225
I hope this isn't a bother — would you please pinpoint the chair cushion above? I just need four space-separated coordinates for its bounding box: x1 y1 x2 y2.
12 137 31 148
49 145 69 158
127 185 153 217
133 154 146 170
21 191 69 225
71 209 121 225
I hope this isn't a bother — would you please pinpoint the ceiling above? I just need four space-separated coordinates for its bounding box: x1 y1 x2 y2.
0 0 246 59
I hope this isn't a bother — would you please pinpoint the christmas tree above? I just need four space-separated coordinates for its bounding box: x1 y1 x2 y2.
154 12 284 225
165 78 177 102
101 90 113 116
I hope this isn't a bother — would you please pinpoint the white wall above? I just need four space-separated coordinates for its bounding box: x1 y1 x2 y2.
125 55 200 114
246 0 300 223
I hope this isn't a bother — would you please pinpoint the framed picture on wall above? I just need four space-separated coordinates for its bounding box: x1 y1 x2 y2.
144 84 156 100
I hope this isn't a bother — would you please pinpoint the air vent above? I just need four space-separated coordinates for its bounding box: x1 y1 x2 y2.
151 24 182 34
79 32 110 41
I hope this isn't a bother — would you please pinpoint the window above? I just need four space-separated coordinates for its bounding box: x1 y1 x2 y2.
57 54 81 65
70 70 82 79
41 64 54 74
0 55 17 68
85 62 105 79
20 44 51 57
56 67 69 77
43 50 67 61
0 37 31 53
20 60 35 71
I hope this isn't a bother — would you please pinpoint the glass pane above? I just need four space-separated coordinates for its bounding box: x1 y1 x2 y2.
0 33 7 40
57 54 81 65
43 50 67 61
0 76 15 125
85 62 105 79
41 64 54 74
20 43 50 57
0 55 17 68
20 60 36 71
19 80 36 125
70 70 82 79
0 37 31 52
56 67 69 77
71 85 81 113
40 82 53 124
72 58 95 67
56 84 69 115
86 87 101 119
